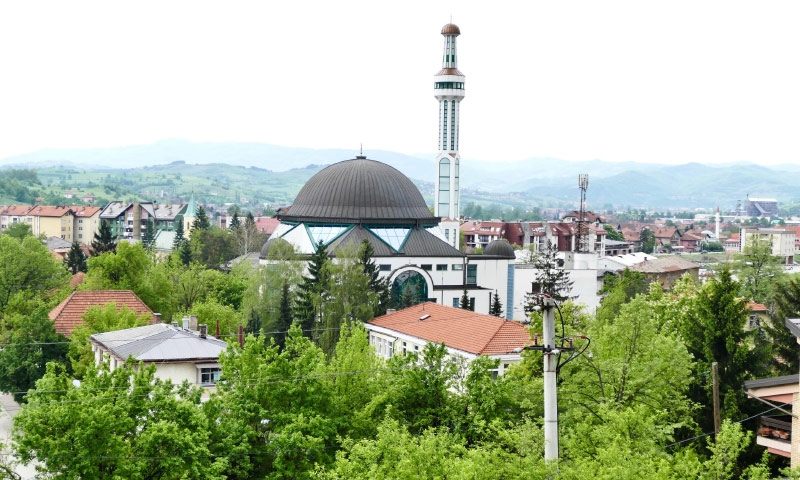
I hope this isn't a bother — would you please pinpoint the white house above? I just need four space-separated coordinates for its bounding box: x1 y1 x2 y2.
90 323 227 394
365 302 531 378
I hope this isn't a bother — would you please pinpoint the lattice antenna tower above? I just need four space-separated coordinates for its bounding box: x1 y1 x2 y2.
576 174 589 252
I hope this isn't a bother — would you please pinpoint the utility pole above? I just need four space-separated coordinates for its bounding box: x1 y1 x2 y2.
712 362 721 437
541 296 558 461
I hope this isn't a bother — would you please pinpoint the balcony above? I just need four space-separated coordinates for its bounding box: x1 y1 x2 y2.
756 416 792 458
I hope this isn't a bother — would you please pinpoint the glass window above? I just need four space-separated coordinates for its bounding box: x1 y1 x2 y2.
379 264 391 271
452 264 463 271
436 264 447 271
369 227 410 251
307 225 348 246
200 367 221 385
467 264 477 285
452 298 459 308
421 264 432 271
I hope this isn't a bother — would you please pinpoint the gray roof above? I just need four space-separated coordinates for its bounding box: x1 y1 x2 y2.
279 157 436 225
744 374 799 390
46 236 72 249
152 203 186 220
100 201 132 219
628 255 700 273
153 230 177 250
91 323 227 362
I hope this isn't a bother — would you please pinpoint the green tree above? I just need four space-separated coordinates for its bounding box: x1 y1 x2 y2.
192 205 211 231
524 240 573 311
229 211 240 229
2 222 32 240
735 235 786 303
489 290 503 317
639 227 656 254
141 218 156 250
596 269 651 323
679 267 767 430
63 240 87 274
14 361 227 479
191 227 237 269
357 239 391 316
67 303 152 378
603 224 625 242
84 242 150 292
459 287 472 311
179 238 192 265
764 277 800 375
0 308 69 403
294 241 331 336
90 220 116 256
207 325 336 478
173 217 185 250
0 235 69 314
272 281 293 349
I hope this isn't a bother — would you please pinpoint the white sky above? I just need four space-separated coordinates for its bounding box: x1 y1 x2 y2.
1 1 798 165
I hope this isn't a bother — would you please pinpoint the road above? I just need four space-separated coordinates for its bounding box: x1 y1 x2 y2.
0 394 38 479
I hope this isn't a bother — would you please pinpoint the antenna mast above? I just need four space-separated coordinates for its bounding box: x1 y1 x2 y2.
575 174 589 252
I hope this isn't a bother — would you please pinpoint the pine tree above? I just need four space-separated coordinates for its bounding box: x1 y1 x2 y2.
358 239 391 316
142 219 156 250
244 308 261 337
64 241 87 274
173 220 185 250
460 287 472 311
489 290 503 317
230 212 240 230
524 239 573 309
274 281 293 350
192 205 211 231
293 242 331 337
90 221 116 256
179 239 192 266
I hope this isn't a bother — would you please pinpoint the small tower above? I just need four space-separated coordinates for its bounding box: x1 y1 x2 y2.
434 23 466 249
715 206 720 240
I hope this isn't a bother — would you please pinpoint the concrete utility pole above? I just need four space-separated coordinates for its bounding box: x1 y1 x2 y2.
541 296 559 461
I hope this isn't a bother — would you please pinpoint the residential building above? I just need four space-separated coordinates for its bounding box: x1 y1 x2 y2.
49 290 155 337
99 202 186 242
365 302 530 377
71 206 102 245
0 205 34 232
90 322 227 395
627 255 700 290
740 227 795 264
26 205 75 241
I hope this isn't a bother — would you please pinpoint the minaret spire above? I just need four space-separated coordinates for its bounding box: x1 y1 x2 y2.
433 22 465 249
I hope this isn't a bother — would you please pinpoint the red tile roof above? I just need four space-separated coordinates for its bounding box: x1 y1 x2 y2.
368 302 530 355
27 205 73 217
49 290 154 336
748 301 768 313
255 217 280 235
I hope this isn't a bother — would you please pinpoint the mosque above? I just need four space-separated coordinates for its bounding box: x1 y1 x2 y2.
259 23 517 318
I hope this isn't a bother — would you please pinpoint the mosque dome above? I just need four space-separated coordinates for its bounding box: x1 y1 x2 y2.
483 239 515 259
441 23 460 35
278 157 436 225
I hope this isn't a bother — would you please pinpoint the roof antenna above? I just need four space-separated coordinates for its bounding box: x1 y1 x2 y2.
357 144 366 159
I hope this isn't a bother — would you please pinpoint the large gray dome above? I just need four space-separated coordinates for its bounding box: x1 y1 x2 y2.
279 157 436 224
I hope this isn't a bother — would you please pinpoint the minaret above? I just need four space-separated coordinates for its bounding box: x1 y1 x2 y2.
715 206 720 240
434 23 465 249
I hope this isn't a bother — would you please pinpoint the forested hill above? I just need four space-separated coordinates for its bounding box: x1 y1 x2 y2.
2 140 799 211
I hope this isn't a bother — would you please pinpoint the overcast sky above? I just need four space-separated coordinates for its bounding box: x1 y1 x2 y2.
1 1 798 166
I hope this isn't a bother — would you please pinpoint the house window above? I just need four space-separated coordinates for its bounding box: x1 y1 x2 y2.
421 264 432 271
466 264 477 285
402 342 407 354
78 219 83 223
78 234 83 239
200 367 221 385
748 315 760 329
436 264 447 271
452 298 460 308
452 264 463 271
380 264 391 271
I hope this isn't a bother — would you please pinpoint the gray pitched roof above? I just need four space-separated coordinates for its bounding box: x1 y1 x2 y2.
91 323 227 362
628 255 700 273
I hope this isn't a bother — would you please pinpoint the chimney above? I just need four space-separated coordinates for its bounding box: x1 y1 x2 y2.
171 321 178 328
215 320 220 339
199 324 207 339
238 325 244 348
182 316 189 330
189 315 198 331
386 309 396 315
152 312 162 325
